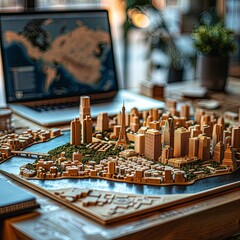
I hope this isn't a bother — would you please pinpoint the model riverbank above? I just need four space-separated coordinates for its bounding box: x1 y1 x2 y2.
20 167 239 187
0 128 62 163
19 139 239 187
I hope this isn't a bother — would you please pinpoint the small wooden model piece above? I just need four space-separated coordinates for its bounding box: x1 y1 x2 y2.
114 103 128 150
51 187 167 224
140 81 164 100
0 108 14 135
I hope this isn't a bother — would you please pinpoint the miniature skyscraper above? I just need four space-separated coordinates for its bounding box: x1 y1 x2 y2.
180 104 190 120
212 123 223 151
96 112 109 132
214 141 224 163
114 103 128 149
70 117 81 146
231 126 240 150
189 137 199 157
80 96 91 123
161 145 173 164
144 129 161 161
80 96 91 142
162 118 174 148
198 135 211 161
174 127 190 157
134 134 145 155
82 115 92 144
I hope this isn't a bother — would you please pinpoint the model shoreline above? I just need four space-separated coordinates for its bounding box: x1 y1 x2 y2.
0 128 62 163
20 166 240 187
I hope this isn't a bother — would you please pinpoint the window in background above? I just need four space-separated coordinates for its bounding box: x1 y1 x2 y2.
0 0 25 11
35 0 101 10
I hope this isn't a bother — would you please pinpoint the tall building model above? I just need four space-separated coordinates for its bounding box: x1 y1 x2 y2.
114 103 128 149
231 127 240 150
82 115 92 144
162 118 174 148
174 127 190 157
96 113 109 132
70 117 81 146
144 129 161 161
80 96 91 123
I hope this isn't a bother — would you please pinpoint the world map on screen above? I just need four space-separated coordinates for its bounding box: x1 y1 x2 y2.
3 17 115 100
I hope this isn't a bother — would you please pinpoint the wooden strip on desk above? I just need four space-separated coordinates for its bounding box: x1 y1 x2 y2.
1 170 240 226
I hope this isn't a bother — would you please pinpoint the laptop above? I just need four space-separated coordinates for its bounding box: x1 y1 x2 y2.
0 9 164 126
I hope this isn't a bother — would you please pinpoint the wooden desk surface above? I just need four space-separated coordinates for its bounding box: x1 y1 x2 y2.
0 172 240 240
164 77 240 114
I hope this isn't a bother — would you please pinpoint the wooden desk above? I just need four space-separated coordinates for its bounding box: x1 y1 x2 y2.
1 172 240 240
165 77 240 114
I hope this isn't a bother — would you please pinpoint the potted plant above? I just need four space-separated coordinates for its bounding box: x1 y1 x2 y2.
192 18 236 91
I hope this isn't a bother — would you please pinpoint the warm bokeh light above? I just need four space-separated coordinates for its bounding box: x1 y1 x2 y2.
152 0 166 10
131 11 150 28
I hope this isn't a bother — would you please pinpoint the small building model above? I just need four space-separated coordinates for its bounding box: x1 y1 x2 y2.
201 124 211 138
212 124 223 151
180 104 190 120
214 141 224 163
0 108 14 134
163 168 173 183
174 127 190 157
149 108 159 121
114 103 128 150
70 117 81 146
190 124 202 138
189 137 199 158
161 145 173 164
144 129 161 161
134 134 145 155
198 135 211 161
148 121 160 130
96 112 109 132
107 160 116 178
130 115 140 132
174 171 185 183
73 151 82 162
222 145 238 171
80 96 91 123
231 126 240 150
82 115 92 144
162 118 174 148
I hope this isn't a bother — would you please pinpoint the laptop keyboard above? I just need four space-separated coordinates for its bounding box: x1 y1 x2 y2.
27 90 162 113
28 95 133 113
29 101 79 112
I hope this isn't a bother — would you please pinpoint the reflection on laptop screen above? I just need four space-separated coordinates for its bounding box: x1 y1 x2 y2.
0 10 118 103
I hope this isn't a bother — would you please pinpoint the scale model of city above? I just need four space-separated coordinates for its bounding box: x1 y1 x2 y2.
0 96 240 186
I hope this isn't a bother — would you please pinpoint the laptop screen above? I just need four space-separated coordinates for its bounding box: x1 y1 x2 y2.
0 10 118 103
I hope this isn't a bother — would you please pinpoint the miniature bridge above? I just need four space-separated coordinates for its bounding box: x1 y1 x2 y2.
12 151 49 158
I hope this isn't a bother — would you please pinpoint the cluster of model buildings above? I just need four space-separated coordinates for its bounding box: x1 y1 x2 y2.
19 96 240 183
20 148 187 184
20 143 231 184
70 97 239 171
0 128 60 161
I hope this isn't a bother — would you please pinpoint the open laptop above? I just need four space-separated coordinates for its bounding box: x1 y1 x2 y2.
0 9 164 126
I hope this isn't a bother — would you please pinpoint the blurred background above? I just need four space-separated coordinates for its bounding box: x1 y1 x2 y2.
0 0 240 91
